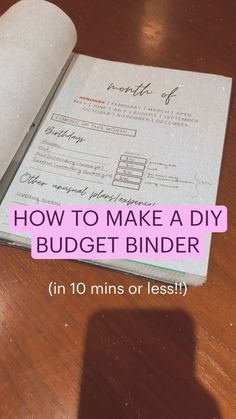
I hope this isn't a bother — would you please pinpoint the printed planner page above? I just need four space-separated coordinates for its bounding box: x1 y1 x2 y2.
0 54 232 276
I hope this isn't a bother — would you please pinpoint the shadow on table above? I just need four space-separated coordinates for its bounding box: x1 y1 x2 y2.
78 309 221 419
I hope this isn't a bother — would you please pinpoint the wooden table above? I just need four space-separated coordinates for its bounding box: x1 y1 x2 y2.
0 1 235 418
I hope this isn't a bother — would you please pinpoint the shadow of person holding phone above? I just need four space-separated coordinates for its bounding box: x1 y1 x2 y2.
78 309 221 419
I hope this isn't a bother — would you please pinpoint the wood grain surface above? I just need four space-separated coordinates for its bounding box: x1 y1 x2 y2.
0 1 236 418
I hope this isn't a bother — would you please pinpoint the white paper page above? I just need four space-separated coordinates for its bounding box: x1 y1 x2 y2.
0 0 77 181
0 54 231 276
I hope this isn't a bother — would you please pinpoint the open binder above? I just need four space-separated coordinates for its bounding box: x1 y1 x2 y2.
0 0 232 285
